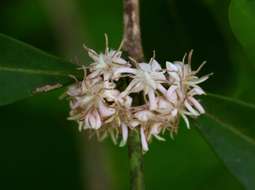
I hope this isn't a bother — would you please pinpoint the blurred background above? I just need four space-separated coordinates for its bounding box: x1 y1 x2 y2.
0 0 253 189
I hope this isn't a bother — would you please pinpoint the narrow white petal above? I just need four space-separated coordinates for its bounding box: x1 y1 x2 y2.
119 123 128 147
140 127 149 152
113 67 137 76
148 90 157 110
112 57 127 64
169 72 180 82
93 111 102 129
166 61 178 71
188 97 205 114
190 75 209 85
88 113 97 129
184 100 199 116
191 86 205 95
181 113 190 129
167 85 178 98
157 83 167 95
139 63 151 72
151 59 162 71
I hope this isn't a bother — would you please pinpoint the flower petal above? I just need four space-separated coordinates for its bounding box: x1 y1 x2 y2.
148 90 157 110
135 110 153 122
98 101 115 117
181 113 190 129
139 63 151 72
119 123 128 147
140 127 149 152
151 59 162 71
188 97 205 114
184 100 199 116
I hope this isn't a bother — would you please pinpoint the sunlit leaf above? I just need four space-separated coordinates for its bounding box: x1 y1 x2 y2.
194 93 255 190
0 33 81 106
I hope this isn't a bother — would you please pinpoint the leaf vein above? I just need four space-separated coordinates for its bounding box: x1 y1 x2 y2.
0 66 69 77
205 112 255 146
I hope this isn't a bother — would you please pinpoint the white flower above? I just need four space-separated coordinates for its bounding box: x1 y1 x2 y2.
84 44 130 81
166 51 211 90
116 59 167 110
66 40 211 152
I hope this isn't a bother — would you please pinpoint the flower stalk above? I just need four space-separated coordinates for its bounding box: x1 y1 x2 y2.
123 0 145 189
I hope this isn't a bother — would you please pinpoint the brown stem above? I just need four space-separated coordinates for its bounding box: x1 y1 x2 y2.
123 0 144 61
123 0 145 190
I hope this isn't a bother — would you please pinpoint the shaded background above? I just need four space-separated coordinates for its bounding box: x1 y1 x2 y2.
0 0 253 189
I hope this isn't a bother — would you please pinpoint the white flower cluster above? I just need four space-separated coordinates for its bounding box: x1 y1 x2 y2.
67 41 210 152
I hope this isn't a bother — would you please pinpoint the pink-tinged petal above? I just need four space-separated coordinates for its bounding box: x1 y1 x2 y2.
166 61 178 71
151 59 162 71
171 109 178 117
158 97 171 110
104 81 116 89
123 96 132 107
79 96 94 106
190 86 205 95
151 72 166 81
67 84 82 96
169 72 180 82
103 72 111 81
129 120 140 128
104 89 120 101
165 87 178 104
98 101 115 117
87 70 101 79
139 63 151 72
113 67 137 77
92 110 102 129
184 100 199 116
157 83 167 95
88 113 96 129
112 57 127 64
149 123 165 141
144 72 157 90
135 110 153 122
148 90 157 110
84 114 90 128
188 97 205 114
167 85 178 98
189 75 209 85
119 123 128 147
173 61 184 71
181 113 190 129
140 127 149 152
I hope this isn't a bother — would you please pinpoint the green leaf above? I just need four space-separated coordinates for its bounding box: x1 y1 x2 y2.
0 33 81 106
194 93 255 190
229 0 255 65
